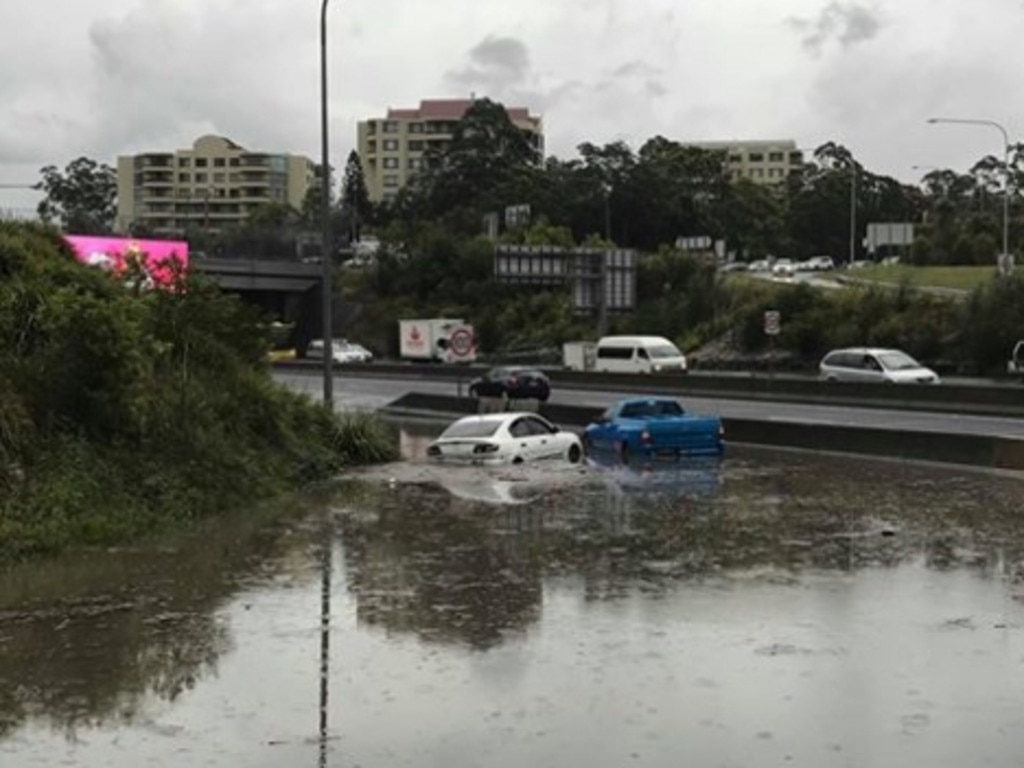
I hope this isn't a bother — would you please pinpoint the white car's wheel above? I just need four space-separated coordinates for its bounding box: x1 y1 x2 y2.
567 443 583 464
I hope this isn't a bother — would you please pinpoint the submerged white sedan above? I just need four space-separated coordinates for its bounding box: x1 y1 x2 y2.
426 412 584 465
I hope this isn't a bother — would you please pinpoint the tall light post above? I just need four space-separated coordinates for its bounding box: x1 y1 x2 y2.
848 163 857 266
319 0 334 408
597 182 612 336
927 117 1012 273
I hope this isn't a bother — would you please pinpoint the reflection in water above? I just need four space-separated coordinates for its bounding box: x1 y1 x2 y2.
334 444 1024 654
4 439 1024 767
0 497 327 741
318 523 331 768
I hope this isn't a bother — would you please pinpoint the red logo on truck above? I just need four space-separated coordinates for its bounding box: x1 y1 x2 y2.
406 326 425 349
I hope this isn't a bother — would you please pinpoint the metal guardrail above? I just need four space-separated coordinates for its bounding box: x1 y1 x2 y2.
271 360 1024 418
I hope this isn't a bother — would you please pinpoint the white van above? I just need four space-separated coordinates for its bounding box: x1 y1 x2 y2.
594 335 688 374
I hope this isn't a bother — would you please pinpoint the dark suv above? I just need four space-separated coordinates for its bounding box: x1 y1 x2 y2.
468 367 552 402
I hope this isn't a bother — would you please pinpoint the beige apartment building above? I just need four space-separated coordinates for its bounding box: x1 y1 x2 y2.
684 140 804 185
356 99 544 203
116 135 316 236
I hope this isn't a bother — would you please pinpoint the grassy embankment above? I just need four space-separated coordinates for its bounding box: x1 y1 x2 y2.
0 222 396 562
840 265 995 292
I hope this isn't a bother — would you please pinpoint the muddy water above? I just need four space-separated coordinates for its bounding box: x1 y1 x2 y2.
3 426 1024 767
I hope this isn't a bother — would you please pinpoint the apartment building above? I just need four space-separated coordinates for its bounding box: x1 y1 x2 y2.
356 99 544 203
116 135 316 236
683 140 804 185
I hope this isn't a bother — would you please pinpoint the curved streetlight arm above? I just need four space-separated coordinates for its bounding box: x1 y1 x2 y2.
927 117 1012 271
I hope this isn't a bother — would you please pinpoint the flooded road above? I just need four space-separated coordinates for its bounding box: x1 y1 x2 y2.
4 421 1024 767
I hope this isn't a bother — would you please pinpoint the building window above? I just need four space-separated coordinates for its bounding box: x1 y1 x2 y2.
408 123 423 133
382 192 397 203
229 158 240 167
382 121 399 133
408 140 424 151
195 158 208 167
177 157 190 167
195 173 208 183
768 152 784 162
748 153 764 162
751 168 764 178
383 157 399 169
214 158 226 167
408 158 422 170
728 154 742 164
178 172 191 182
789 151 804 164
366 121 377 134
213 173 225 183
383 139 399 151
383 174 400 187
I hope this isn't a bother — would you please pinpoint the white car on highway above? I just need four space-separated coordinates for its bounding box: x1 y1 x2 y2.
819 347 940 384
427 413 584 465
772 259 796 278
306 339 373 363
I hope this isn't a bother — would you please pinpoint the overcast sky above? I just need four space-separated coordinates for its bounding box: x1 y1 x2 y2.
3 0 1024 214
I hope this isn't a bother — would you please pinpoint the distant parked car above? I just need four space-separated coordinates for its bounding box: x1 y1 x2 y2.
718 261 748 273
748 259 771 272
426 412 583 465
819 347 940 384
468 366 551 401
806 255 835 271
583 397 725 461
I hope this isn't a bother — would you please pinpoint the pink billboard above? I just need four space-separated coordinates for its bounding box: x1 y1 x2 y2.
64 235 189 288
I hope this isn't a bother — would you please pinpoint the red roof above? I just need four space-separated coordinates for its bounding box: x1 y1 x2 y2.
386 99 538 123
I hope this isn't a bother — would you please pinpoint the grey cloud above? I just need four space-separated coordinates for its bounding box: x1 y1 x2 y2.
789 2 883 56
445 35 531 96
82 4 318 161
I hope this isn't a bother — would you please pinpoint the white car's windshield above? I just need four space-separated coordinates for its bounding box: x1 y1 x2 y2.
648 344 682 359
441 420 501 438
877 352 920 371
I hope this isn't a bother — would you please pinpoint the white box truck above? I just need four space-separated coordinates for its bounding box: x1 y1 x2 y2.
399 318 477 363
563 341 597 371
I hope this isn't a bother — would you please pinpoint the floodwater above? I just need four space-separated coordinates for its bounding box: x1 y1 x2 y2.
4 422 1024 768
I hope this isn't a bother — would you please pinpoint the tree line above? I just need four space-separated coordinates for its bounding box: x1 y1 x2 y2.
32 97 1023 265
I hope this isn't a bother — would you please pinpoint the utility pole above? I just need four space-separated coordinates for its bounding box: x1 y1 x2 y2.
598 182 612 336
319 0 334 409
848 164 857 266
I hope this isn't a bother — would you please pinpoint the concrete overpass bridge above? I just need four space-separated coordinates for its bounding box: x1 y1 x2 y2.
192 257 326 349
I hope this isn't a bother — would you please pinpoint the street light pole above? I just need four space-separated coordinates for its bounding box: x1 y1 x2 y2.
597 182 611 336
848 165 856 266
927 117 1012 273
320 0 334 408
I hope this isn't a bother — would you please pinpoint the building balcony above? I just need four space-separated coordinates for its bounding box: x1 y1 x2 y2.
139 174 175 186
136 155 173 168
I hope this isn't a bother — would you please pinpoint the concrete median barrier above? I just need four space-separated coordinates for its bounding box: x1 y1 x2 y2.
381 392 1024 471
274 359 1024 418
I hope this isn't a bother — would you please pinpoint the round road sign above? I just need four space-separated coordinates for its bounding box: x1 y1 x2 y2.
449 326 475 359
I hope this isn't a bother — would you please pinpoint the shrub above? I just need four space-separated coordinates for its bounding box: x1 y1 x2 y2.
0 221 396 561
